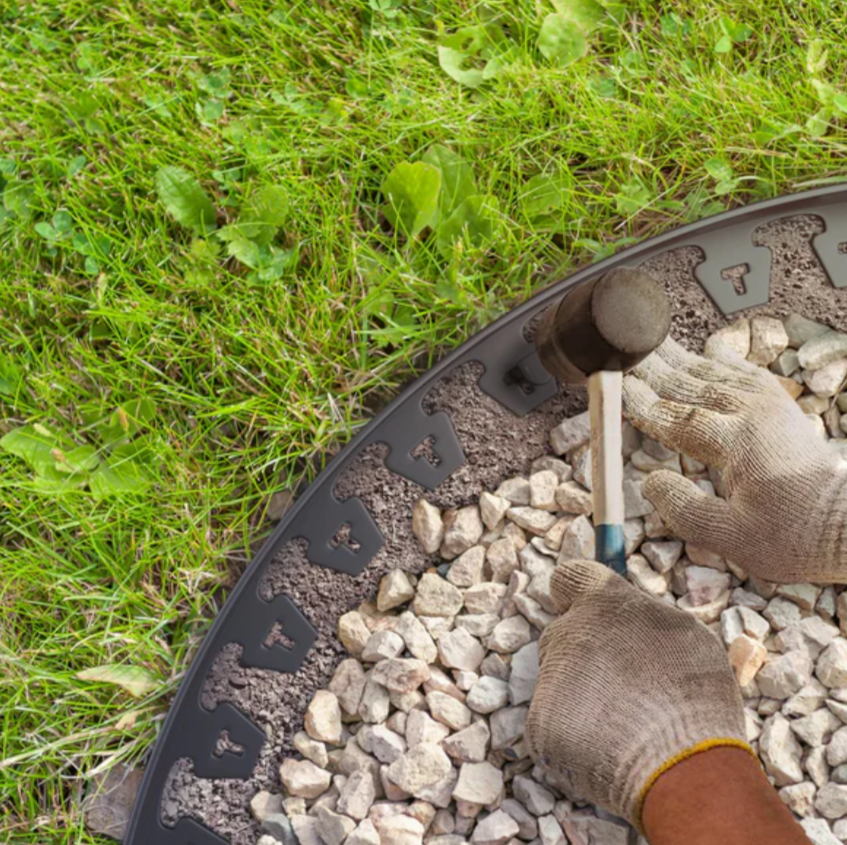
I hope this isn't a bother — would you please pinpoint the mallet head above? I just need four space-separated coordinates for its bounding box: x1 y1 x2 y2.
535 268 672 385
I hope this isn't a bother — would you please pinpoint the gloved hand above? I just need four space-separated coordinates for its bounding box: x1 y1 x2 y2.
623 335 847 584
525 559 750 831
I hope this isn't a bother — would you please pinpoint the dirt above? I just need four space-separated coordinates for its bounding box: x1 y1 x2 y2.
162 212 847 844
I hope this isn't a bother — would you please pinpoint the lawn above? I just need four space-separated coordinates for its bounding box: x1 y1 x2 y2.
1 0 846 841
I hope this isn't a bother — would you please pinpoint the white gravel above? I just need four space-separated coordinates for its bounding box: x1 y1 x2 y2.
254 314 847 845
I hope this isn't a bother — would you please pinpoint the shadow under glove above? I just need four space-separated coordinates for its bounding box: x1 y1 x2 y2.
623 335 847 584
525 559 752 831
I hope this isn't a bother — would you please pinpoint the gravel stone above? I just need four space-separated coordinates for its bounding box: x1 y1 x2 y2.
405 710 451 748
779 782 817 817
464 583 508 615
441 506 485 560
294 732 329 768
337 770 377 820
818 640 847 689
329 659 368 716
394 612 438 664
447 546 487 588
512 775 555 816
549 412 591 455
784 680 828 717
506 507 558 536
798 330 847 369
816 783 847 819
641 540 682 574
529 471 560 512
385 744 453 796
554 482 593 516
427 691 473 731
339 611 372 658
500 798 539 839
764 597 804 631
480 492 512 531
495 478 531 506
359 676 391 724
377 814 425 845
372 658 431 695
251 791 284 823
363 631 406 663
757 650 813 700
413 499 445 554
488 617 532 655
438 628 487 672
556 514 595 561
453 762 505 805
487 539 520 584
490 707 528 750
805 359 847 398
414 574 464 617
316 806 357 845
378 570 417 612
801 818 842 845
760 713 804 786
443 721 491 763
280 759 332 799
791 709 841 747
537 814 566 845
305 691 343 744
457 614 501 637
728 635 767 688
471 810 520 845
627 554 669 597
748 316 789 365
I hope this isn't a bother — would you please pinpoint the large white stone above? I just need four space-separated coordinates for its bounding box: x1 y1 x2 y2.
760 712 804 786
305 691 342 744
470 810 520 845
427 691 472 731
442 721 491 763
550 412 591 455
441 506 484 560
487 616 532 655
756 650 813 700
385 743 453 796
447 546 487 588
377 569 416 612
438 628 486 672
453 761 504 805
466 676 511 714
414 573 464 617
509 642 539 705
280 758 332 798
329 659 368 716
412 499 444 554
800 818 841 845
818 640 847 689
798 330 847 369
394 612 438 663
748 316 789 365
371 658 431 694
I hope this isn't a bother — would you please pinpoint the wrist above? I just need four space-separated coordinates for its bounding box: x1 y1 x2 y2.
643 747 810 845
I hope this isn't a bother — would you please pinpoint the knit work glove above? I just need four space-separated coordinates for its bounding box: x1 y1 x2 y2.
623 336 847 584
525 559 750 830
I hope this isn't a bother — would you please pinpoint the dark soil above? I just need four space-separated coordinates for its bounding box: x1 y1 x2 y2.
162 214 847 844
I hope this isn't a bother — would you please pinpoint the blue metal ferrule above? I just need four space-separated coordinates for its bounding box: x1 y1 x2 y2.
595 523 626 575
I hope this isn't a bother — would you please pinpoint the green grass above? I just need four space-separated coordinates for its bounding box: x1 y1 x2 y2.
2 0 847 840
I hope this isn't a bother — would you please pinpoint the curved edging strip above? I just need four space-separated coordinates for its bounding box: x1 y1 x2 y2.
124 184 847 844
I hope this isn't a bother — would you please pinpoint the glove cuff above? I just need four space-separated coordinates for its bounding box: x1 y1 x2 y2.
632 738 757 832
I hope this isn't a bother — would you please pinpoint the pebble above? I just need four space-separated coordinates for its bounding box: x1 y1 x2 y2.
554 481 593 516
294 732 329 769
622 479 654 518
506 507 558 536
785 313 830 347
466 676 511 714
377 814 425 845
490 707 528 750
487 539 520 584
500 798 538 839
385 743 453 796
441 506 485 560
728 635 767 687
412 500 444 554
641 540 683 574
414 574 464 617
329 659 368 716
760 712 804 786
316 806 356 845
530 471 560 512
378 570 416 612
394 612 438 664
748 316 789 365
764 597 804 631
453 762 504 805
556 514 595 561
771 348 800 377
280 759 333 799
487 616 532 655
339 611 372 658
792 709 842 747
464 583 508 615
337 770 377 820
251 791 284 823
358 676 391 724
757 651 813 700
405 710 451 748
495 478 531 506
291 816 323 845
509 643 539 706
805 359 847 398
512 775 555 816
710 319 751 358
457 614 500 637
439 628 487 672
443 721 491 763
362 631 406 663
803 818 843 845
627 554 669 597
798 330 847 370
427 691 472 731
819 640 847 689
685 565 731 607
480 492 511 531
446 546 487 588
779 781 816 817
549 412 591 456
816 782 847 819
372 659 431 695
304 691 342 745
784 680 828 717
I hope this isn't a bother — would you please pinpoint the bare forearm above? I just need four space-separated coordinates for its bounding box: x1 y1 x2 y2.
643 748 809 845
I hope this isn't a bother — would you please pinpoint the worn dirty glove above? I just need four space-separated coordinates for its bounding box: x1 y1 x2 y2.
623 335 847 584
525 559 751 831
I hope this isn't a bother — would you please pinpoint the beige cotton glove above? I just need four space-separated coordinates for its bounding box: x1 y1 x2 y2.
623 335 847 584
525 559 751 830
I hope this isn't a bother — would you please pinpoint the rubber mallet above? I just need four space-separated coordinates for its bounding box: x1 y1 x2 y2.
535 268 672 574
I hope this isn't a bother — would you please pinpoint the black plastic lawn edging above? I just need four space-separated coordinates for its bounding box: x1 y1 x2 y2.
124 184 847 845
